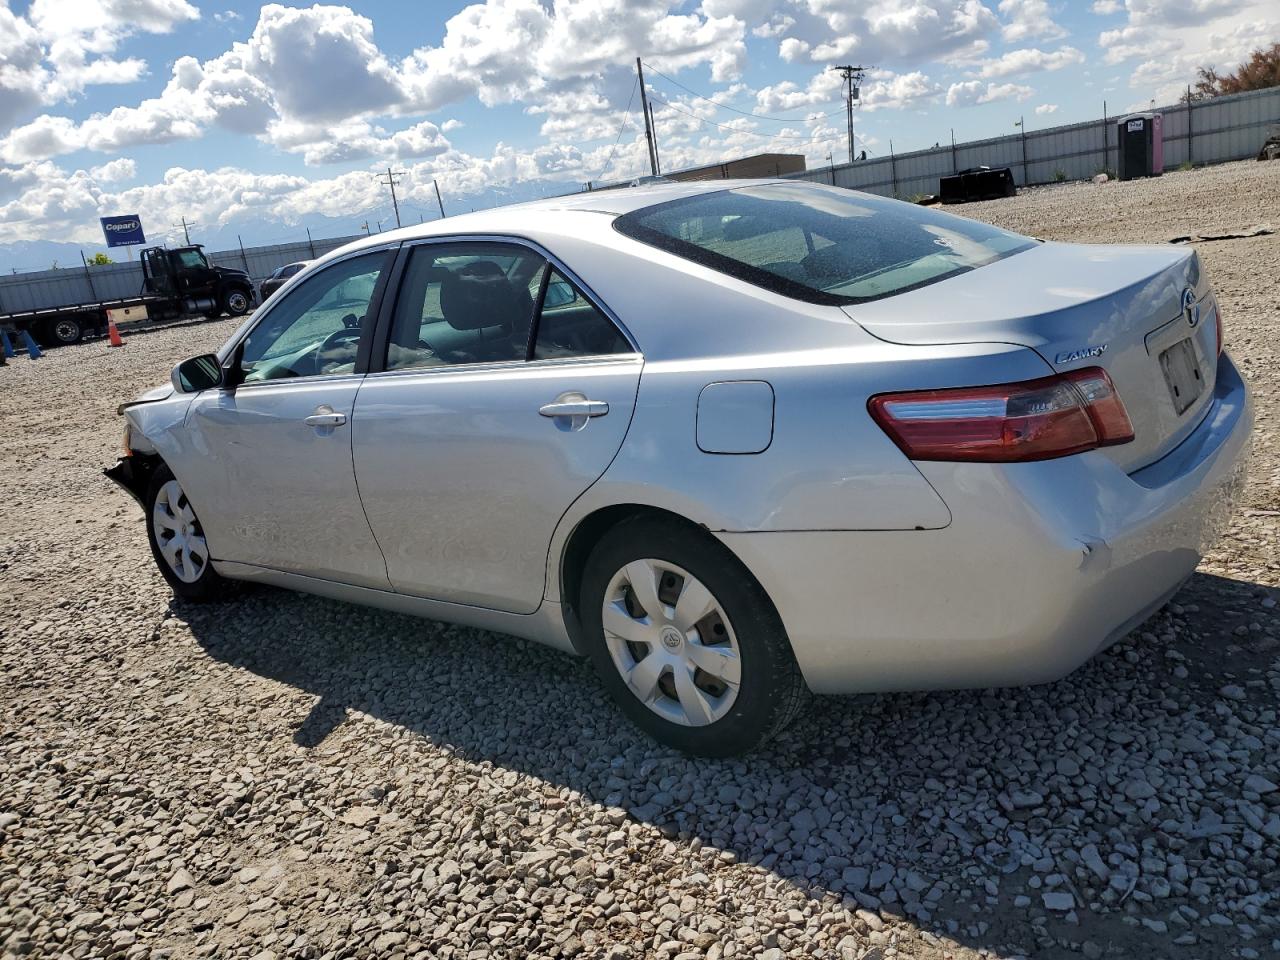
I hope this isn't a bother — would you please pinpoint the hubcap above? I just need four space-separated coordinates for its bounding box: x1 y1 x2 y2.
601 559 741 727
55 320 79 342
228 292 248 312
151 479 209 584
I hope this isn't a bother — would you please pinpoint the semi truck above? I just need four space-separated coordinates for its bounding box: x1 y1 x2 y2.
0 244 255 347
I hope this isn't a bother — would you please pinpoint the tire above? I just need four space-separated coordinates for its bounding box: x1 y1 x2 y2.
45 316 84 346
579 516 808 757
144 463 233 602
222 288 251 316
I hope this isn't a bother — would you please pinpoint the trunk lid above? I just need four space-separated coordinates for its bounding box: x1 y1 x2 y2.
845 241 1217 472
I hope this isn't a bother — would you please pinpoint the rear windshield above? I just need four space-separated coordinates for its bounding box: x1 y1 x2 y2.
613 182 1036 305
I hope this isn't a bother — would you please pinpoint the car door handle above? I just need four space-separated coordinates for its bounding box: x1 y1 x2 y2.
539 398 609 419
304 409 347 428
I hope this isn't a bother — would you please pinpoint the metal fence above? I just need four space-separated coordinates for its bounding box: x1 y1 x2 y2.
786 84 1280 199
0 234 362 315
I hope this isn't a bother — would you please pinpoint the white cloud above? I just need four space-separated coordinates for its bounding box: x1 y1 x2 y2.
0 0 199 130
88 157 137 181
776 0 1000 65
1129 16 1278 101
1091 0 1122 12
751 15 794 38
1124 0 1248 28
1 1 752 167
778 37 812 62
214 10 241 23
979 46 1086 78
1035 102 1059 114
945 80 1035 106
998 0 1069 41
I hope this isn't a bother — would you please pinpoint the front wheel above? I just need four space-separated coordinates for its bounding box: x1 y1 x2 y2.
145 464 233 602
579 517 807 756
222 289 251 316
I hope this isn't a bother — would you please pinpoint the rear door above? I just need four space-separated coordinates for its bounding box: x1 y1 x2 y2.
352 238 642 613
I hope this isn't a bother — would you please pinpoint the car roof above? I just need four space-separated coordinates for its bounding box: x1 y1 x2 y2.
507 178 777 216
332 178 783 255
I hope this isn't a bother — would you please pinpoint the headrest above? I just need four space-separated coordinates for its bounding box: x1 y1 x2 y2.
439 260 521 332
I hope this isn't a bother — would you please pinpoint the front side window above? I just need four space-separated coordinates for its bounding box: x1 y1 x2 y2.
385 243 546 371
614 182 1036 305
239 250 390 382
176 249 209 270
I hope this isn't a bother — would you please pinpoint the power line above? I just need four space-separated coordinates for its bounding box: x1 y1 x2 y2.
595 75 640 182
647 94 838 142
641 61 842 123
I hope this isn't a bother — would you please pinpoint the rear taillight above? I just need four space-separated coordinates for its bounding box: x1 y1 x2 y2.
869 367 1134 463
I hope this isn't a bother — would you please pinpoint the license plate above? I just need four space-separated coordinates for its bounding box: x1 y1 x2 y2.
1159 337 1203 415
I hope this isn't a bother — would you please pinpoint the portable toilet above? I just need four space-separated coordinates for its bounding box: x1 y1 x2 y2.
1117 112 1163 180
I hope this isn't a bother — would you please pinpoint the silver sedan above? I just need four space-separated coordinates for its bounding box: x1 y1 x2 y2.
106 180 1253 756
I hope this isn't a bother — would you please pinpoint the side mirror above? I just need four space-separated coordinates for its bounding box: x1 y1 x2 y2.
171 353 224 393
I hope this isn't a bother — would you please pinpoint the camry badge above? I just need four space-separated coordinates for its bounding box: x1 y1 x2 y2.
1055 344 1108 364
1182 287 1200 327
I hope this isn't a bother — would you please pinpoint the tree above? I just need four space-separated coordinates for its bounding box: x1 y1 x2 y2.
1189 43 1280 99
87 252 113 265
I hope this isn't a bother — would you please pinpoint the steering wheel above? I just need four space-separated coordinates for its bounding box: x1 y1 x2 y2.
314 326 363 373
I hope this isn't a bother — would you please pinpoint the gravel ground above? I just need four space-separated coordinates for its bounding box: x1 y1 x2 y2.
2 159 1278 960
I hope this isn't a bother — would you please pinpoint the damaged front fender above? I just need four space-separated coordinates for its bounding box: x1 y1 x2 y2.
104 455 158 508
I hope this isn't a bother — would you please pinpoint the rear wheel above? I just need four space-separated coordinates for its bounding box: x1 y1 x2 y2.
579 517 807 756
145 464 233 602
45 316 84 346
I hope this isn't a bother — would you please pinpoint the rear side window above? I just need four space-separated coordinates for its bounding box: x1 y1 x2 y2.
614 182 1036 305
533 270 631 360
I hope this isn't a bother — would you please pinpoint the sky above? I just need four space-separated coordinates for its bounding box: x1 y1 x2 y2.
1 0 1277 267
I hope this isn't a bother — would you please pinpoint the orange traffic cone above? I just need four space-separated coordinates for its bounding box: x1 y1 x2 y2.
107 319 125 348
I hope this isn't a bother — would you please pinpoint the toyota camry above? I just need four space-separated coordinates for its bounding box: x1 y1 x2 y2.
106 180 1252 756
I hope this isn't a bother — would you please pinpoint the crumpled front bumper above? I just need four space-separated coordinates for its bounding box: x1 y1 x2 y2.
104 456 155 508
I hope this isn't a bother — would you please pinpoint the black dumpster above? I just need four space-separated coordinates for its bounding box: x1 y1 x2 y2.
1117 113 1164 180
939 166 1017 204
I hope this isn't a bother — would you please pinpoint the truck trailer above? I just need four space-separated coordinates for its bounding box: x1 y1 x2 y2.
0 244 255 347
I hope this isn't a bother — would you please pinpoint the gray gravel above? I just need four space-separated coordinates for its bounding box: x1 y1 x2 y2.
2 158 1279 959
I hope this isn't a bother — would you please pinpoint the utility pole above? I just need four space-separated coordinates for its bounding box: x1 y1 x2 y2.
1015 116 1027 185
361 221 370 235
173 216 196 245
831 65 869 164
636 57 659 177
376 168 406 228
433 179 446 218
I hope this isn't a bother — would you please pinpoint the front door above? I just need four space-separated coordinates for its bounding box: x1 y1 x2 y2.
352 240 642 613
175 247 396 588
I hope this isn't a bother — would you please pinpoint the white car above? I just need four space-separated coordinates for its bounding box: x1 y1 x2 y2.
107 180 1252 755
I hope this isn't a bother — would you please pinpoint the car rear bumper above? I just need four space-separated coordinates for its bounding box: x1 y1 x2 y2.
719 353 1253 695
